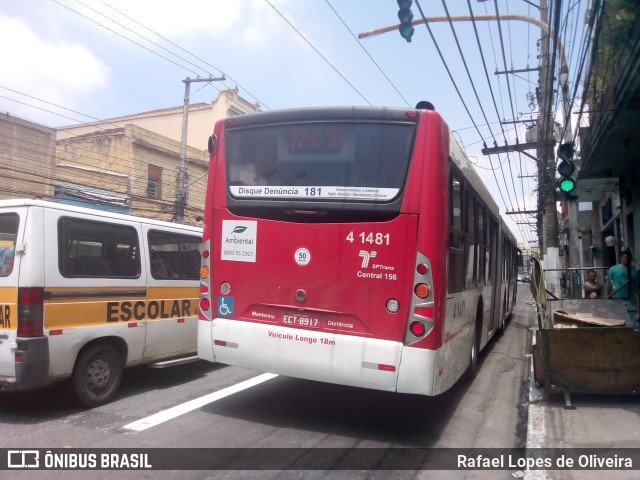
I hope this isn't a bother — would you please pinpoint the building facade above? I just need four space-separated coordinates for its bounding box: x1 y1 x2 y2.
562 5 640 292
0 113 56 201
54 124 208 224
1 89 261 225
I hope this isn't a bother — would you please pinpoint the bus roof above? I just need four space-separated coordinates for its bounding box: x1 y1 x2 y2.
222 106 427 128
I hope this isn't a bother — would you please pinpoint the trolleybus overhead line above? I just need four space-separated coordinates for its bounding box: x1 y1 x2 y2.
92 0 268 110
51 0 269 114
265 0 372 106
491 0 525 215
443 0 524 217
412 0 510 212
324 0 411 108
427 1 536 222
466 0 511 144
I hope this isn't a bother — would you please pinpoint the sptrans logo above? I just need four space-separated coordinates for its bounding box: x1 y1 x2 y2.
358 250 377 268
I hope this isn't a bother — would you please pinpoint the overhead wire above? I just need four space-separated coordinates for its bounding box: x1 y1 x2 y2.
1 85 210 191
490 0 526 220
465 0 528 223
7 0 387 215
94 0 270 110
411 0 498 209
264 0 371 106
46 0 270 117
571 0 605 147
503 0 529 219
323 0 411 107
7 1 574 243
0 94 210 204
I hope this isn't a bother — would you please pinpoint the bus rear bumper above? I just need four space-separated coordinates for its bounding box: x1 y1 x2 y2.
205 319 438 395
208 319 402 392
396 346 438 396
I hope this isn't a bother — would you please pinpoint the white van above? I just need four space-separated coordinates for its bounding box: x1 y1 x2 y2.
0 199 202 407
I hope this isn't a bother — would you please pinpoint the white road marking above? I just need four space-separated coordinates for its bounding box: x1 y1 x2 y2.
524 334 549 480
123 373 278 432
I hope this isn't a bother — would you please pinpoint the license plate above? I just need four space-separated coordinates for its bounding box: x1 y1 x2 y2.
282 313 321 329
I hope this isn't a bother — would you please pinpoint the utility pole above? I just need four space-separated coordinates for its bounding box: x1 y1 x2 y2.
537 0 562 295
176 75 225 223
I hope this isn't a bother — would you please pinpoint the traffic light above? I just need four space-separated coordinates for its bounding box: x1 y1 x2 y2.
557 159 576 194
557 142 574 162
397 0 415 43
557 142 576 194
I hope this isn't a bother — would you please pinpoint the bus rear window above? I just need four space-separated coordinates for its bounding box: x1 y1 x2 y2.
226 122 415 202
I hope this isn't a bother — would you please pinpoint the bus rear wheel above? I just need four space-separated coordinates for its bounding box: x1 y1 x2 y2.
72 344 123 408
465 305 482 382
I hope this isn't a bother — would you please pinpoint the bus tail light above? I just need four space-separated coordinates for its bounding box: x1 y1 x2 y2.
416 263 428 275
410 321 426 337
17 287 44 337
200 265 210 279
220 282 231 295
200 297 211 312
199 284 210 320
404 252 434 345
414 283 430 299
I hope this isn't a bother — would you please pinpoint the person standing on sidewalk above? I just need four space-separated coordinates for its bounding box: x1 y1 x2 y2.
582 269 603 298
604 249 639 327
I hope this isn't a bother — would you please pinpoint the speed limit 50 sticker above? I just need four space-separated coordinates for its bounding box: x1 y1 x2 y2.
294 248 311 266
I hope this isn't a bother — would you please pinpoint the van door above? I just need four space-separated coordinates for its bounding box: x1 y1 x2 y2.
141 225 200 358
0 208 26 381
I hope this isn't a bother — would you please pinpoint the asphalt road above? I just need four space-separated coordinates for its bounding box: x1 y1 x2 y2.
1 286 534 480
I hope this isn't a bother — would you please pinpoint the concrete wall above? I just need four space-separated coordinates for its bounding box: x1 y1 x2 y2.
0 113 55 200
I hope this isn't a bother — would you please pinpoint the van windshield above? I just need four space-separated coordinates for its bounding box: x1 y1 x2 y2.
225 122 415 202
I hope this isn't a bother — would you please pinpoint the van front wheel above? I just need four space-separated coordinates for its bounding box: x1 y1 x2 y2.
72 344 123 408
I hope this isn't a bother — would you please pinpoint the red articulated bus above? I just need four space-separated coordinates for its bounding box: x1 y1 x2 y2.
197 106 518 396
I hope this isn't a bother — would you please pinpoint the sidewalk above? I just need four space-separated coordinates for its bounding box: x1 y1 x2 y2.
524 292 640 480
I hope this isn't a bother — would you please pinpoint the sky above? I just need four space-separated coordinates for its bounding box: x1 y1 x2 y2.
0 0 589 246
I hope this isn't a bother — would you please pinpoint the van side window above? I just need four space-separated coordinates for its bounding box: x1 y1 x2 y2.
0 213 19 277
148 230 201 280
59 217 140 278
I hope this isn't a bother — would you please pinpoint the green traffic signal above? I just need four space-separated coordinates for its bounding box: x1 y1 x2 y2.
559 177 576 193
399 23 415 41
557 159 576 194
397 0 414 43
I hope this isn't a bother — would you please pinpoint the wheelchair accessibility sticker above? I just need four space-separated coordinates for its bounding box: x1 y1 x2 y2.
218 297 234 317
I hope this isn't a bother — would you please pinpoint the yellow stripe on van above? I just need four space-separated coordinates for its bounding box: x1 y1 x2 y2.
43 286 198 331
147 286 197 300
0 286 17 331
